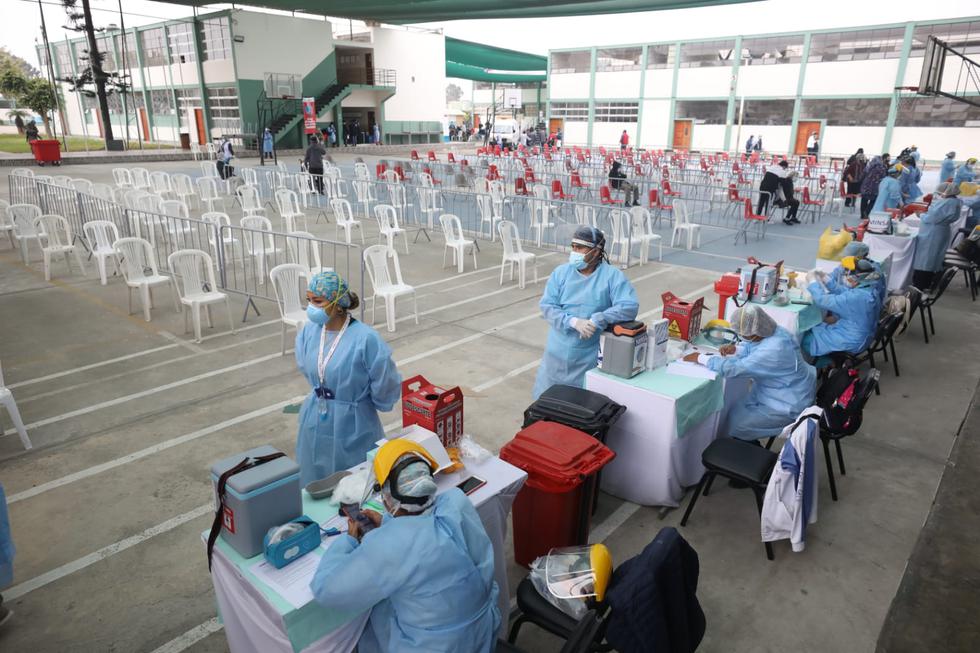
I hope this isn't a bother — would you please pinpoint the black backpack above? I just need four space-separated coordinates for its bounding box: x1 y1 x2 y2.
953 228 980 265
816 363 878 435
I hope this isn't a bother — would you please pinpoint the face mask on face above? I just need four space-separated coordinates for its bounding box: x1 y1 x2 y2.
569 251 588 270
306 304 328 324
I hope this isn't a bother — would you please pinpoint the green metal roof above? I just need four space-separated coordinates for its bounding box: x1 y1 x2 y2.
159 0 760 23
446 61 545 83
445 38 546 72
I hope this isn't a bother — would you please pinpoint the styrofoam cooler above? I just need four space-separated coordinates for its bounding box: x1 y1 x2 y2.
210 445 302 558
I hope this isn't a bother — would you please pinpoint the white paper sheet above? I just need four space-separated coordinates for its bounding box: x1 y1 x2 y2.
249 553 322 610
666 361 718 380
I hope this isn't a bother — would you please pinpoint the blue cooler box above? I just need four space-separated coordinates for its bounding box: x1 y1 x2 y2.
210 445 302 558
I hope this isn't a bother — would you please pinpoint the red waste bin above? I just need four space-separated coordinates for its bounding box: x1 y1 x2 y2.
500 421 615 567
30 139 61 166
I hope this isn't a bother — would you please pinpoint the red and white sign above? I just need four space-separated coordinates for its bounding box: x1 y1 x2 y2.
302 97 317 134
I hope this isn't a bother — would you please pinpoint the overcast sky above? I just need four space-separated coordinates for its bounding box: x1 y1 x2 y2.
3 0 977 72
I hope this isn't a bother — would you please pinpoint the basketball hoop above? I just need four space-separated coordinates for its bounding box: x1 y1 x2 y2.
894 86 921 113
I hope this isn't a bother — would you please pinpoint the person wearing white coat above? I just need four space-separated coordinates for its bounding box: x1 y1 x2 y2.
761 406 821 552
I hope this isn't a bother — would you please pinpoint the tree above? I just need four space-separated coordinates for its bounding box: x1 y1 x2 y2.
446 83 463 104
19 78 58 137
0 48 40 79
0 67 29 99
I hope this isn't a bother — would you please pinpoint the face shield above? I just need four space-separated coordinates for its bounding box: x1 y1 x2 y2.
545 544 613 603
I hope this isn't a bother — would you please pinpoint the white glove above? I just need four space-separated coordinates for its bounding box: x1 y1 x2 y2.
570 318 597 339
805 269 826 286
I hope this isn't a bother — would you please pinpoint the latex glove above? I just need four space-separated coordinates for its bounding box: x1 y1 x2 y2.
805 269 825 286
719 344 737 356
570 318 597 339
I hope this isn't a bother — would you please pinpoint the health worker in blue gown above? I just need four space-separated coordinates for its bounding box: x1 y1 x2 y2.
684 305 816 440
871 165 905 213
311 439 499 653
295 271 401 485
533 226 639 398
803 260 882 358
1 481 14 628
912 181 964 290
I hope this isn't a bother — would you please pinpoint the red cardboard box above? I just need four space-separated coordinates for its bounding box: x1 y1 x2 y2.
401 375 464 451
662 291 705 341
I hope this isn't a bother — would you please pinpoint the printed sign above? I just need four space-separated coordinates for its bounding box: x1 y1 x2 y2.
302 97 317 134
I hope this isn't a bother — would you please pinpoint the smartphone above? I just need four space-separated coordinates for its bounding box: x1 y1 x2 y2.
456 476 487 496
339 503 377 535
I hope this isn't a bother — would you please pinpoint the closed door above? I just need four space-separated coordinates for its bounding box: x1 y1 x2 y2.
672 120 692 150
795 121 820 155
194 108 206 145
138 108 150 141
549 118 563 136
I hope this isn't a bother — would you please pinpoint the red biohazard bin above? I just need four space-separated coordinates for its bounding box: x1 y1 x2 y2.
500 421 615 567
30 139 61 166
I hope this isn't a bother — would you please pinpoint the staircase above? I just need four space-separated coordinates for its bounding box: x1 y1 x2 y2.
314 82 348 118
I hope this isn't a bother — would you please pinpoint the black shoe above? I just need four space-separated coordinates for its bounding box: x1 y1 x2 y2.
783 218 794 226
789 217 801 224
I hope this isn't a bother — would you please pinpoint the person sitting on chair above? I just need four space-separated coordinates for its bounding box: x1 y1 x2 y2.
803 260 881 360
608 161 639 206
758 161 801 225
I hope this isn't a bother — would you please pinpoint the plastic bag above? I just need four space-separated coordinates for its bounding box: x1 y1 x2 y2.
528 556 587 620
459 434 491 464
333 467 372 506
817 226 853 260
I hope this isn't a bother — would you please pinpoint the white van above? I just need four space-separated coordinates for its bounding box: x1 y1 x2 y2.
492 119 521 148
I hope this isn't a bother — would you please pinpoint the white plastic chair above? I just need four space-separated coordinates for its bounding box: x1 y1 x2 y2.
381 169 400 185
131 167 151 191
628 206 663 263
112 168 133 189
276 188 307 232
529 185 556 248
574 203 597 228
374 204 409 254
324 167 347 200
0 361 31 450
474 177 491 194
53 174 73 188
9 203 44 263
670 200 701 250
173 173 198 209
498 220 537 289
206 142 218 161
136 192 164 215
237 184 264 217
241 215 282 279
286 230 331 276
167 249 235 343
269 263 310 356
0 199 14 249
363 244 418 332
35 214 86 281
71 178 93 194
114 237 177 321
417 186 442 230
330 198 363 245
241 167 259 190
82 220 120 285
353 179 376 218
197 176 225 213
191 142 203 161
476 193 500 241
124 188 150 211
149 171 174 198
296 172 318 208
439 213 477 273
11 167 34 178
200 211 241 259
388 183 413 226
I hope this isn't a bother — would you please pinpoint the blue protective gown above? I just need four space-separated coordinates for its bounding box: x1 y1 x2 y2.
262 131 273 154
939 158 957 183
533 261 639 398
913 196 963 273
295 319 401 485
953 165 975 186
0 482 13 589
805 281 878 356
961 194 980 231
706 327 816 440
900 167 922 201
871 176 903 212
829 261 885 311
311 490 500 653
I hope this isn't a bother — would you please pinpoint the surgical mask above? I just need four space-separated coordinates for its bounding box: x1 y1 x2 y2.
569 251 588 270
306 304 328 324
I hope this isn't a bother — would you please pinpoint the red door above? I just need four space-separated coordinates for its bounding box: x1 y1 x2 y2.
672 120 692 150
195 108 206 145
138 108 150 141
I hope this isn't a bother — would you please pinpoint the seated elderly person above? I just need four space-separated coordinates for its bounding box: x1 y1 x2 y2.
311 439 500 653
803 260 881 359
683 304 816 441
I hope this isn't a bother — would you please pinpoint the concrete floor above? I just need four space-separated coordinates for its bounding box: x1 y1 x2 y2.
0 153 977 653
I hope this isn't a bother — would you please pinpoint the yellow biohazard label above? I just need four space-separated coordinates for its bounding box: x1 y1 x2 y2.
668 319 681 338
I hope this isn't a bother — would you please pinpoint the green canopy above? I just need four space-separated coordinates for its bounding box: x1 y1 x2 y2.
445 38 546 72
446 61 546 83
160 0 760 23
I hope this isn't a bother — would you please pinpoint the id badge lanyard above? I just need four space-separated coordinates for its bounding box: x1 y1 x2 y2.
315 313 351 415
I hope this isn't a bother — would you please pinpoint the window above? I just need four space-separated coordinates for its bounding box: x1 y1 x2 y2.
594 101 638 122
141 28 168 66
646 44 675 69
596 48 641 72
116 32 138 69
807 28 905 63
740 99 795 125
168 23 197 64
740 35 804 65
149 89 174 116
895 95 980 127
551 102 589 121
799 98 892 126
175 88 202 114
910 21 980 57
97 37 116 72
674 100 729 124
37 46 49 68
200 17 232 61
207 86 241 132
106 92 122 113
54 43 71 74
550 51 591 74
679 40 735 68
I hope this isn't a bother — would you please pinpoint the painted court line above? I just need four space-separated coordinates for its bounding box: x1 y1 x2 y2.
148 618 223 653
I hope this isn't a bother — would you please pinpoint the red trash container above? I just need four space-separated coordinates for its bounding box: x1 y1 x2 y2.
30 139 61 166
500 421 615 567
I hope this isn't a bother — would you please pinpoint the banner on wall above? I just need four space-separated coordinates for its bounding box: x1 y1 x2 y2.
302 97 317 134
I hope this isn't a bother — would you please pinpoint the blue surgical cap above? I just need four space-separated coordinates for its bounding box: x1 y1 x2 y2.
842 241 870 258
307 270 351 308
571 225 605 249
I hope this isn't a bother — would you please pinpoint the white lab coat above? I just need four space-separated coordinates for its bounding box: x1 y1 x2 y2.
761 406 821 552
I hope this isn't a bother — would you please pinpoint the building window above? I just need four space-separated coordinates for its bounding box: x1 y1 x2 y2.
116 32 138 69
679 40 735 68
550 51 591 74
149 89 175 116
740 35 804 65
54 43 72 74
674 99 729 124
96 37 116 72
174 88 202 116
594 101 638 122
799 98 892 126
740 99 795 125
596 48 641 72
200 17 232 61
106 92 122 113
141 28 168 67
910 21 980 58
37 46 49 68
807 28 905 63
550 102 589 121
895 95 980 127
207 86 241 132
646 44 675 70
168 23 197 64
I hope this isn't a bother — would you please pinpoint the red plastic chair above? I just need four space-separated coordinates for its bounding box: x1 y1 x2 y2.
819 174 827 190
735 198 768 245
552 179 572 201
801 186 824 222
524 167 537 183
838 180 859 213
662 180 681 198
423 166 441 184
487 164 500 181
570 171 591 199
394 165 406 181
447 152 456 164
427 150 437 162
600 185 623 206
515 177 529 196
376 163 387 179
411 150 420 161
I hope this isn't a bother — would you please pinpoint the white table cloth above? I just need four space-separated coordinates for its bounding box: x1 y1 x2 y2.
207 454 526 652
864 232 917 291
